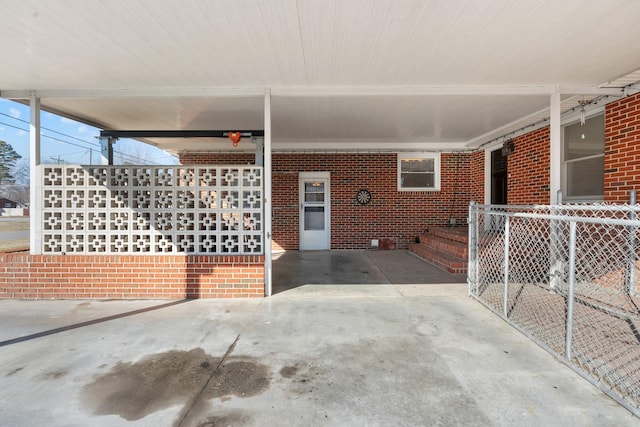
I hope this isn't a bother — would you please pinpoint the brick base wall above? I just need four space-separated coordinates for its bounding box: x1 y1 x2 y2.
0 254 264 299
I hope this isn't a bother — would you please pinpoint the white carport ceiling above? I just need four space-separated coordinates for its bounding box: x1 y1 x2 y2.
1 0 640 153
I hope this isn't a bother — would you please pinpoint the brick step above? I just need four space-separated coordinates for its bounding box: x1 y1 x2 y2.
418 234 468 259
408 242 468 275
429 227 468 245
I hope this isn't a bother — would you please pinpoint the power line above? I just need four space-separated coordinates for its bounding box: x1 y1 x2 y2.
0 111 169 165
0 119 170 165
0 111 100 148
1 108 177 165
0 120 28 134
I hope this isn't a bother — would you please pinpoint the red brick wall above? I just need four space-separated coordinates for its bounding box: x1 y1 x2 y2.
507 127 551 205
179 152 255 164
502 92 640 205
0 254 264 299
605 92 640 203
181 152 474 249
470 151 485 204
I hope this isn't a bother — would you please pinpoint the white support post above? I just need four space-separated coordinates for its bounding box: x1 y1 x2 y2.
550 90 562 204
264 90 273 296
549 90 564 289
29 93 42 254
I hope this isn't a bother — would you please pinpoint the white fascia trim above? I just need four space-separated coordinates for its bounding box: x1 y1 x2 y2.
169 141 469 155
273 86 555 96
558 86 624 96
1 86 623 100
271 141 469 152
272 86 623 97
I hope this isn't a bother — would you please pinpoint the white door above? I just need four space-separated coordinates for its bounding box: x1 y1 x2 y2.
299 172 330 250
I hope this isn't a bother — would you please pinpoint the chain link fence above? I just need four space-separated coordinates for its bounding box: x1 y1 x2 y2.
468 200 640 417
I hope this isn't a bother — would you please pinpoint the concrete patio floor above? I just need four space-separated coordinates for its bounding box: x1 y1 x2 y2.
272 250 466 294
0 251 637 426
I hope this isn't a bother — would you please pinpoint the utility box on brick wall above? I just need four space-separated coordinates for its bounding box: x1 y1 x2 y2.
379 238 396 250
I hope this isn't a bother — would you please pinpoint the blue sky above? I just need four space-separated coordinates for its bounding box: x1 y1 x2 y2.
0 98 178 168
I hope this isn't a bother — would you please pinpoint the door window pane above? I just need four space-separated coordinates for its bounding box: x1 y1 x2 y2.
304 206 325 230
305 182 325 203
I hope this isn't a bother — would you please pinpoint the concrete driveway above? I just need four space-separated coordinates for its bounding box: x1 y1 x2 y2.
0 281 636 426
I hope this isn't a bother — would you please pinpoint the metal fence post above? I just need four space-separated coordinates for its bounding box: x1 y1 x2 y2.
627 190 637 297
468 201 477 297
550 190 564 292
566 221 577 361
503 215 510 318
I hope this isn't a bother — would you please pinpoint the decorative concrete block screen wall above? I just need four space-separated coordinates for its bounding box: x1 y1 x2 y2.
39 165 263 255
0 165 265 300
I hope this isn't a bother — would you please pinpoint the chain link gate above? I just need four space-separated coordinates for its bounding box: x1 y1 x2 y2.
468 199 640 417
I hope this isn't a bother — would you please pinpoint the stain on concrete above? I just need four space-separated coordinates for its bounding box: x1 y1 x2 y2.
277 362 325 397
81 348 270 423
40 369 68 380
5 367 24 377
279 365 299 378
196 411 249 426
206 359 270 398
71 302 92 313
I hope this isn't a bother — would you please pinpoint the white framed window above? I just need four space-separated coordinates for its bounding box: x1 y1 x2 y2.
562 112 604 201
398 153 441 191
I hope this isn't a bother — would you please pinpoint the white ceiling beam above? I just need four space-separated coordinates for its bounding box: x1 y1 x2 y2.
0 87 267 99
1 86 623 100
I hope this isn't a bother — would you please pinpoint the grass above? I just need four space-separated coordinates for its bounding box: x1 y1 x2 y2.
0 218 30 251
0 239 29 252
0 221 30 232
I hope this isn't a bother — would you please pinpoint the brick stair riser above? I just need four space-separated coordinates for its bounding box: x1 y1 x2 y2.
430 229 468 244
408 243 468 275
418 236 468 258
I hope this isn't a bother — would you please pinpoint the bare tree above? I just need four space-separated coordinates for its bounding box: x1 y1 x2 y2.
12 158 30 186
114 140 177 165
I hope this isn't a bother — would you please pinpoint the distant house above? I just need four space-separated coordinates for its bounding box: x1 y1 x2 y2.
0 198 19 209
